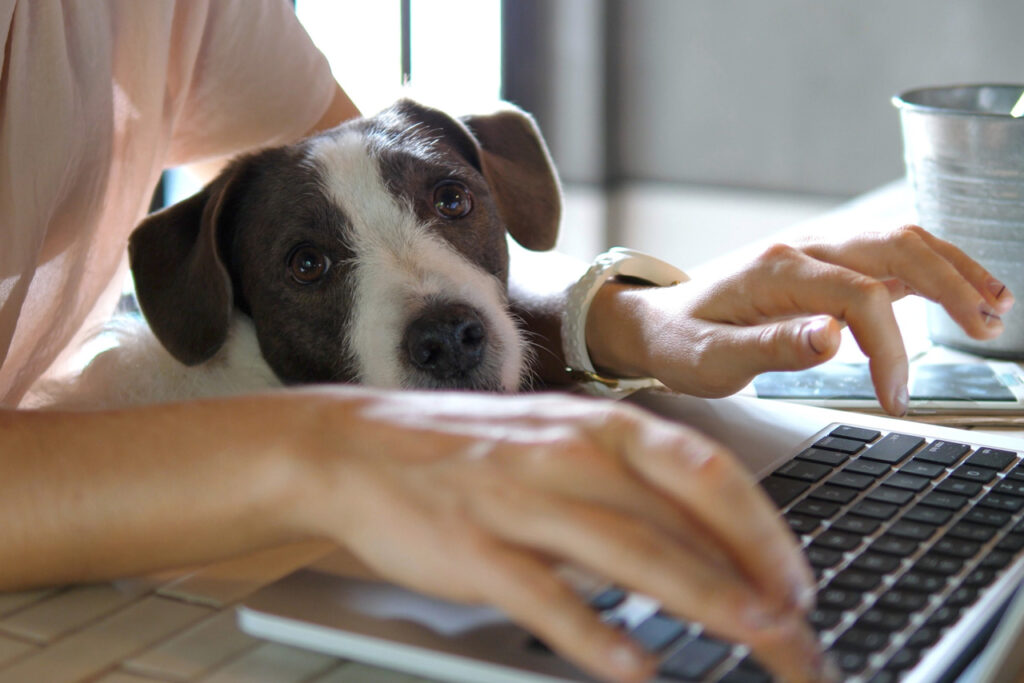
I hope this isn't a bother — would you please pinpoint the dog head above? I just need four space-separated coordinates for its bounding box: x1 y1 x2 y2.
128 100 561 391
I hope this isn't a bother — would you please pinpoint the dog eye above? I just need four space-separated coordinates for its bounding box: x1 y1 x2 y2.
432 181 473 219
287 245 330 284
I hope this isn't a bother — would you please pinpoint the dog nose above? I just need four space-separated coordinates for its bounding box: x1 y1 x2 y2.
404 304 486 379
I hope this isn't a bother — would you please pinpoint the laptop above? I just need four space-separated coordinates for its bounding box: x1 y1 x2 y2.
237 391 1024 682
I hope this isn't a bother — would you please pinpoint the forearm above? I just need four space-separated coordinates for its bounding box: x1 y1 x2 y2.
0 392 350 589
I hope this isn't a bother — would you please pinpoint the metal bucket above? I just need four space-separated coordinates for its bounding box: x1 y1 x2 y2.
893 84 1024 357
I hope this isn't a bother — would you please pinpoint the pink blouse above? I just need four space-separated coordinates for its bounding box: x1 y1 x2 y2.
0 0 336 405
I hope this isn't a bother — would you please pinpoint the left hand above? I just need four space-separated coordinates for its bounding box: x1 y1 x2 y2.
587 225 1014 415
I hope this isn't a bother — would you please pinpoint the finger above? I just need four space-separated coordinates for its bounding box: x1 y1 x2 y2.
912 226 1014 313
470 543 657 683
697 315 843 387
590 412 817 614
803 226 1010 338
706 248 912 415
468 485 829 683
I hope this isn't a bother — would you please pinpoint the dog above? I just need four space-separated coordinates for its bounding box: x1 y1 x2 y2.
34 100 562 409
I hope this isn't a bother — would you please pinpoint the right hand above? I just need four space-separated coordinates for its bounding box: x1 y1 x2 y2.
284 388 834 682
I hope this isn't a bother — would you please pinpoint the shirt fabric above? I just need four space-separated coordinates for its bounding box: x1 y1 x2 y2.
0 0 336 406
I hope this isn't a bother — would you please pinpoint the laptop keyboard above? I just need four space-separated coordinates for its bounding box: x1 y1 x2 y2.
574 424 1024 682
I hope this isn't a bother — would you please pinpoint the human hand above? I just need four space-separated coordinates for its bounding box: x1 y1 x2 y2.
287 389 833 682
593 225 1013 416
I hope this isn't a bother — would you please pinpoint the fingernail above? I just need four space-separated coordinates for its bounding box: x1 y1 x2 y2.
741 601 784 631
789 574 817 612
981 304 1003 326
807 650 841 683
892 383 909 417
608 640 653 675
806 318 831 355
989 279 1009 300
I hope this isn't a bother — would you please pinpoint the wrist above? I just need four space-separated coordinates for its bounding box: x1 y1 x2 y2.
562 248 687 397
585 280 659 379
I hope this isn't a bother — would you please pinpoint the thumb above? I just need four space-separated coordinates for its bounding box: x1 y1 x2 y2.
734 315 842 376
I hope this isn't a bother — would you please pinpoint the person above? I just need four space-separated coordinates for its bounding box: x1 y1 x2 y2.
0 3 1013 682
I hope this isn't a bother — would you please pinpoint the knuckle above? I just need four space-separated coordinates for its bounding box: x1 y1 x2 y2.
850 276 891 308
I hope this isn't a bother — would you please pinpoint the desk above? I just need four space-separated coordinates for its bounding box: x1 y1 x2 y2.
2 183 1022 682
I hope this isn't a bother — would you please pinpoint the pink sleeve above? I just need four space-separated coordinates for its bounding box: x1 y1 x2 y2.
167 0 336 166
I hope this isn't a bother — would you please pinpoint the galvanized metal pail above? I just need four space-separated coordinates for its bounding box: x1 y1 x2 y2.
893 84 1024 357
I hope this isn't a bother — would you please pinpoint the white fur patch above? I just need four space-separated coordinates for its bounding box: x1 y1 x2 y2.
308 131 525 391
28 316 280 410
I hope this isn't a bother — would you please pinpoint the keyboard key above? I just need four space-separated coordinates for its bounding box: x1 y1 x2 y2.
885 647 922 671
888 519 937 541
631 613 687 651
919 491 968 511
589 587 627 611
964 507 1012 527
934 478 983 497
659 635 731 679
818 587 863 610
832 648 869 674
964 568 997 588
850 499 899 520
774 460 832 482
884 472 931 492
1008 464 1024 481
996 533 1024 552
815 436 866 454
871 535 919 557
831 426 880 442
761 476 809 507
851 552 901 574
906 625 941 649
945 586 980 609
809 608 843 630
926 605 962 628
903 505 954 526
966 448 1018 471
809 485 859 504
947 522 997 543
895 571 946 593
845 459 892 477
876 589 929 613
952 464 999 484
790 498 840 519
785 514 820 535
993 479 1024 498
866 485 915 506
829 471 875 490
835 627 889 652
857 608 909 632
862 433 925 464
832 515 880 535
806 546 844 569
901 460 946 479
916 441 970 466
797 447 849 467
933 537 981 559
979 492 1024 513
915 552 964 576
720 658 772 683
815 530 863 551
831 569 882 591
980 550 1014 570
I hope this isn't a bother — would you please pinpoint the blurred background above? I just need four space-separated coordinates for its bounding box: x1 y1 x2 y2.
285 1 1024 267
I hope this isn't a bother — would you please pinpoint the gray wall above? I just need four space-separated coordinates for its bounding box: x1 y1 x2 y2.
505 0 1024 197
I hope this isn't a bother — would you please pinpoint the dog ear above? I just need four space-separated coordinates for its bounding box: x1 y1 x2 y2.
128 166 243 366
461 108 562 252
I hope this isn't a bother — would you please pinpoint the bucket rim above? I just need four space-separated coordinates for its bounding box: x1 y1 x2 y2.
892 83 1024 118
